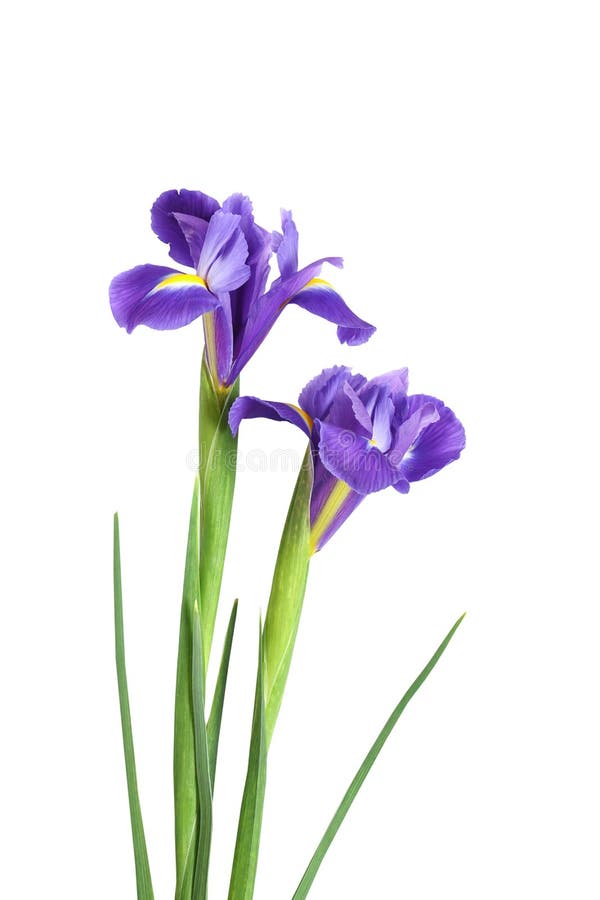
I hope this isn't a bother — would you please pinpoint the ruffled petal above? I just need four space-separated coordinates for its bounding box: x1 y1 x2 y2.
298 366 356 421
398 395 466 482
229 396 312 437
198 211 250 293
388 401 440 465
342 382 373 437
151 189 220 267
318 421 405 494
109 265 219 332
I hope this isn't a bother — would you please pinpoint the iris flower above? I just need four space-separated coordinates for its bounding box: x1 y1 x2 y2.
109 190 375 387
229 366 466 552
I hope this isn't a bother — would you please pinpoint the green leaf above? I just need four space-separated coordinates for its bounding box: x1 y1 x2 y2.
227 624 267 900
263 448 313 746
174 479 201 900
291 613 466 900
198 355 239 671
113 514 154 900
191 602 212 900
207 599 239 788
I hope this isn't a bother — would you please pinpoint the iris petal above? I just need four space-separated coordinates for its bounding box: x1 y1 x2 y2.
109 264 219 333
298 366 356 422
229 396 313 437
318 421 406 494
151 189 220 267
198 211 250 293
292 279 376 347
398 395 466 482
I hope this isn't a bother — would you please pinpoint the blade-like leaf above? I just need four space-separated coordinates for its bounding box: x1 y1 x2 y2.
227 624 267 900
207 599 239 787
174 479 201 900
291 613 466 900
113 514 154 900
199 355 239 671
263 449 313 746
191 602 212 900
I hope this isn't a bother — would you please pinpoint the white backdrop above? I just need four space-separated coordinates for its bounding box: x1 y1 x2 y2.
1 1 598 897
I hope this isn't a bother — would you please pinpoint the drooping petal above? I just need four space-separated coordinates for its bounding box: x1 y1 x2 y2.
110 265 219 332
230 257 347 382
151 189 220 267
229 396 312 437
318 421 406 494
292 278 376 346
198 211 250 293
309 462 365 553
398 395 466 482
297 366 357 422
273 209 299 278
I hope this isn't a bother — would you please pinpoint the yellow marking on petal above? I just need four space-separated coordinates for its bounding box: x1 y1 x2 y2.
203 312 219 386
302 277 332 290
155 273 208 291
290 405 314 431
369 438 377 446
309 479 352 555
278 277 334 311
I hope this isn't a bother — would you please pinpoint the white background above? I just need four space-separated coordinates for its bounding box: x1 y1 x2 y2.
1 1 598 897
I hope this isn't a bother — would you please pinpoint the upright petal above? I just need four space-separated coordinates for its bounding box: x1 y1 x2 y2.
110 265 219 332
388 401 440 466
198 212 250 293
172 213 209 268
273 209 299 278
398 395 466 482
229 396 312 437
318 421 406 494
298 366 359 422
151 189 221 267
223 193 273 348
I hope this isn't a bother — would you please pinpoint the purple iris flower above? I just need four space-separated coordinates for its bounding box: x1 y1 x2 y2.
109 190 375 387
229 366 466 552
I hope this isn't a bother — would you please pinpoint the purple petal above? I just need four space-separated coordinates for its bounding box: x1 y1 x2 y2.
342 382 373 437
222 194 273 358
356 383 395 452
292 279 376 346
198 211 250 293
110 264 219 332
318 421 405 494
204 300 233 386
398 395 466 482
298 366 360 422
309 461 365 552
388 402 440 465
230 257 344 381
368 368 409 400
229 396 312 437
274 209 299 278
151 189 220 267
172 213 209 269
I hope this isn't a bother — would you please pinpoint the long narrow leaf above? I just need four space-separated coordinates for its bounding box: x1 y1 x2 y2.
227 624 267 900
174 479 201 900
207 599 239 787
198 355 239 670
191 602 212 900
292 613 466 900
113 514 154 900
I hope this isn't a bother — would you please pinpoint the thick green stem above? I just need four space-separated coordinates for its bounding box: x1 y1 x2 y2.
263 449 314 747
174 358 239 900
198 354 239 672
